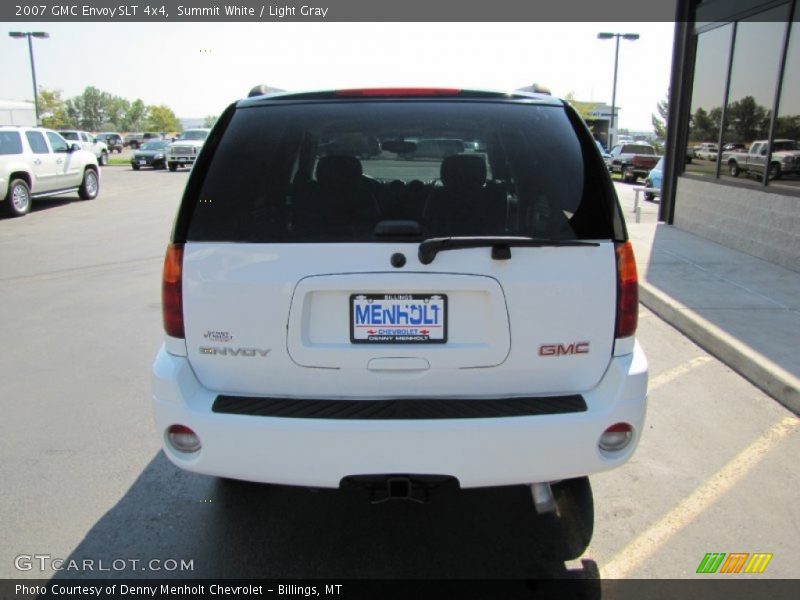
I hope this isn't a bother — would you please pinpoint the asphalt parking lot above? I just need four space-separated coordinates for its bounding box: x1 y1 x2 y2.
0 168 798 581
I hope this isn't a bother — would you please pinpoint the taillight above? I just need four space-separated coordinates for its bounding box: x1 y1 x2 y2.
615 241 638 338
599 422 634 453
334 88 461 97
162 243 184 338
166 424 201 453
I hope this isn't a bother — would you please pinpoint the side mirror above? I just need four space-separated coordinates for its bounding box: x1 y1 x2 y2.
69 143 81 152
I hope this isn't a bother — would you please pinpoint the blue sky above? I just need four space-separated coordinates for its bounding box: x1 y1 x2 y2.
2 22 675 130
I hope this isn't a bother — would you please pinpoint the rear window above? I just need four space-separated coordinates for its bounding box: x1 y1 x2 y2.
0 131 23 155
622 144 655 155
182 100 623 243
60 132 79 141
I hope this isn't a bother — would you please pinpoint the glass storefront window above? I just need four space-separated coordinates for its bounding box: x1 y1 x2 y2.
770 6 800 191
685 24 732 177
719 6 789 185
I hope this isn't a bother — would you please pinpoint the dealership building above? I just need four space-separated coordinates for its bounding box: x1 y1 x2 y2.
661 0 800 272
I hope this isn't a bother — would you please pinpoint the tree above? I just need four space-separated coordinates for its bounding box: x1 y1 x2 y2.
203 115 218 128
71 86 112 130
145 104 180 132
690 107 717 142
726 96 768 142
121 99 146 131
104 95 130 130
651 90 669 139
37 87 71 129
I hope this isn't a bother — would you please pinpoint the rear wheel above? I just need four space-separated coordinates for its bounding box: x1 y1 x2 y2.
622 166 635 184
767 162 782 181
538 476 594 560
132 164 141 171
78 168 99 200
99 151 108 166
729 161 740 177
4 178 31 217
168 162 178 172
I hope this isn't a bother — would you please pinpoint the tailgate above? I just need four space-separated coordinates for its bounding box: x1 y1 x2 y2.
181 243 617 397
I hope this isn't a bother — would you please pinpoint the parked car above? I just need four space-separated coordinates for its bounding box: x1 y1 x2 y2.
644 156 664 201
131 140 170 170
166 128 210 171
724 139 800 180
608 143 660 183
0 126 100 217
722 142 746 153
58 130 109 166
124 132 162 149
694 143 718 161
96 132 124 153
151 88 647 518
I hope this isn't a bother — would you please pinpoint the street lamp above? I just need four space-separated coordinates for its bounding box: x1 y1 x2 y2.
8 31 50 126
597 32 639 149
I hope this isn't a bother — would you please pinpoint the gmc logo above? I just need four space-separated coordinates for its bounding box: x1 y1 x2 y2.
538 342 590 356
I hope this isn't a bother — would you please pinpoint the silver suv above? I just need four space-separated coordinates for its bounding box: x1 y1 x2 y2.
0 126 100 217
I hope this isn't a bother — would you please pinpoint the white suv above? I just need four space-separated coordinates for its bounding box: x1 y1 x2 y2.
152 89 647 514
1 126 100 217
58 130 109 166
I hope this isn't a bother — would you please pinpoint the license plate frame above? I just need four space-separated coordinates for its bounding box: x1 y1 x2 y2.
350 293 447 344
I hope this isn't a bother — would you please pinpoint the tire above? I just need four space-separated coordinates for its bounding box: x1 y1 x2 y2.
622 166 635 184
728 161 740 177
78 168 99 200
4 178 32 217
767 163 782 181
538 477 595 561
168 162 178 172
132 164 140 171
99 151 108 166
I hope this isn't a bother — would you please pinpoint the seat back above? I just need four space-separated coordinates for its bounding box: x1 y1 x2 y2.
424 154 506 236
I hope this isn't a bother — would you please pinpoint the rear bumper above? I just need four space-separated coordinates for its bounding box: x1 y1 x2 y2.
151 343 648 488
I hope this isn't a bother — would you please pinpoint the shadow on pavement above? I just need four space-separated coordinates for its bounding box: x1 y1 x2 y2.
58 452 599 584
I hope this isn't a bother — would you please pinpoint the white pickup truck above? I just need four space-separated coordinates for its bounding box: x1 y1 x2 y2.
724 139 800 180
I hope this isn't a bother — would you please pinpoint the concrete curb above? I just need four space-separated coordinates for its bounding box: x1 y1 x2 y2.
639 281 800 415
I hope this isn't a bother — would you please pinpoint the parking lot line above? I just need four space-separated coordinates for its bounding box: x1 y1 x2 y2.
599 415 800 579
649 356 713 391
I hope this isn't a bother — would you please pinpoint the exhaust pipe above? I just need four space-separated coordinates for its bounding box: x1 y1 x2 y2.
530 482 557 515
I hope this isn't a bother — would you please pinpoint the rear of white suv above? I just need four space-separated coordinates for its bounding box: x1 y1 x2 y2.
152 89 647 503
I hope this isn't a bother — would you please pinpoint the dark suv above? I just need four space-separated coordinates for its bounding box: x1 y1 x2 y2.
96 132 123 153
152 88 647 517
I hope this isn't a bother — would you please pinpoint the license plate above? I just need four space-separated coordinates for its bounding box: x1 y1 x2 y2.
350 294 447 344
138 160 146 165
179 157 187 162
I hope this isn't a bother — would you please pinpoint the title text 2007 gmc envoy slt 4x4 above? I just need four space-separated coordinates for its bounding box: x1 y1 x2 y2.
152 88 648 514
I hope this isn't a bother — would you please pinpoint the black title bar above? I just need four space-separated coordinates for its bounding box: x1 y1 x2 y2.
3 0 678 22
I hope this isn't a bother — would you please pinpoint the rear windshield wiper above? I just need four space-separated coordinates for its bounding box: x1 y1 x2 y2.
418 236 600 265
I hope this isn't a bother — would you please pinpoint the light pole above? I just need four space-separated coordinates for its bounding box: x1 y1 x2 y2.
597 32 639 149
8 31 50 126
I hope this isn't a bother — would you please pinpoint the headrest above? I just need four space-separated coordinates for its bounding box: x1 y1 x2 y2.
441 154 487 190
315 155 363 187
